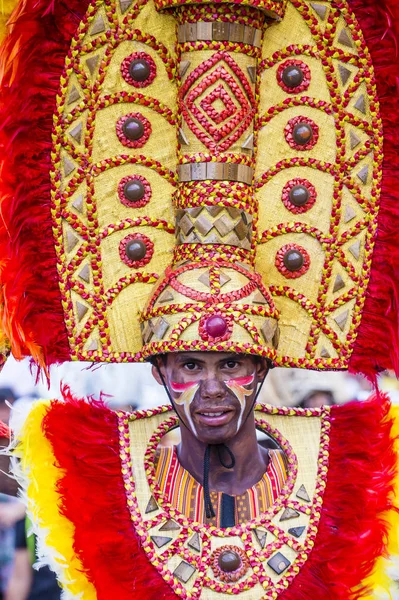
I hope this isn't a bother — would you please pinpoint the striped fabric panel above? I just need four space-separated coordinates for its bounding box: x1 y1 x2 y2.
154 447 288 526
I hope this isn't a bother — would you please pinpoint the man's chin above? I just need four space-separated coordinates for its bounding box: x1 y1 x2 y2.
194 422 238 446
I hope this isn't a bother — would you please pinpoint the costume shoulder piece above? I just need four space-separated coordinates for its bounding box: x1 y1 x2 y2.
0 0 398 379
14 392 399 599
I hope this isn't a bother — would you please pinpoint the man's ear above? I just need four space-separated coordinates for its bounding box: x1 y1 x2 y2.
255 357 269 381
151 357 167 386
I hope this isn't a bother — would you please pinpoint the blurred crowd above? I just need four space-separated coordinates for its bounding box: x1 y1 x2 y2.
0 357 399 598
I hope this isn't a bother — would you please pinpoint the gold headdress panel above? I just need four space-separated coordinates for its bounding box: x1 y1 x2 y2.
0 0 398 378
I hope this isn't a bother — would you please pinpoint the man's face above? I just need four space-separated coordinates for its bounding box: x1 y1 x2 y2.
152 352 268 444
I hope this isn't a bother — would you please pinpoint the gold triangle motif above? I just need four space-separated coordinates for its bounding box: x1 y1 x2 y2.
280 508 300 521
198 272 211 288
338 28 353 48
310 2 328 20
349 239 361 260
254 529 267 548
86 338 98 351
253 291 268 304
76 301 89 322
187 532 201 552
66 229 79 253
320 347 331 358
119 0 133 13
145 496 158 513
338 64 351 86
354 94 366 114
72 194 84 213
334 309 349 331
179 60 191 78
151 535 172 548
242 133 254 151
86 55 100 76
261 319 277 343
78 264 90 284
178 128 190 146
220 272 231 287
67 85 80 105
69 122 83 144
63 155 75 177
344 205 356 223
357 166 369 184
158 290 174 303
90 15 106 35
333 273 345 293
349 130 361 150
247 65 256 83
159 519 180 531
296 484 311 502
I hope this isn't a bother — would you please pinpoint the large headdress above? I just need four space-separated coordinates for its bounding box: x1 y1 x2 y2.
0 0 398 379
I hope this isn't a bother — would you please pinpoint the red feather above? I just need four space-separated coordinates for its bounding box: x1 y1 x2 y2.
0 419 10 439
280 395 397 600
348 0 399 379
0 0 90 370
42 388 178 600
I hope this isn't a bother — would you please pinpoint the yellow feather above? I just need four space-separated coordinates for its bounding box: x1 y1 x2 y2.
16 400 97 599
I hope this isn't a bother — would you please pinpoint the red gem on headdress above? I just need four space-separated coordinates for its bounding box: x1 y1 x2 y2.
199 313 233 342
275 243 310 279
118 175 151 208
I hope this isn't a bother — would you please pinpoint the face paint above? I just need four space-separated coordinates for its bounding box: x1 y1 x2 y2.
170 380 200 435
225 373 255 432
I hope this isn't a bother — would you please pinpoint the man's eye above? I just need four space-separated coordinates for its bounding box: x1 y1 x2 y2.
184 362 197 371
225 361 238 369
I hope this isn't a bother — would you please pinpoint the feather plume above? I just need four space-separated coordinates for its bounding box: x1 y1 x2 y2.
280 395 397 600
0 0 90 370
348 0 399 379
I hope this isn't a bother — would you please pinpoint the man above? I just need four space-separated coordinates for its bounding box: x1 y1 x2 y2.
152 352 287 526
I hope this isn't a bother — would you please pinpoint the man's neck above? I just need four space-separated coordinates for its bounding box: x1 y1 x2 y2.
176 415 269 496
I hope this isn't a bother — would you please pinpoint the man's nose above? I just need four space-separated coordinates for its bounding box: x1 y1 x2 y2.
200 375 225 399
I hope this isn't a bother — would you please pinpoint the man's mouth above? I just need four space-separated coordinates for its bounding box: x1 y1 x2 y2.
194 407 235 427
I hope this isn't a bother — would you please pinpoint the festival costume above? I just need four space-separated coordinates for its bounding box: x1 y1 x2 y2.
0 0 399 597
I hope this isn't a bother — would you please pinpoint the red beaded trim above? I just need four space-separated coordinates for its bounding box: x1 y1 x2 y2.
210 546 249 582
275 244 311 279
281 178 316 214
116 112 152 148
277 59 311 94
118 175 152 208
198 313 233 342
119 233 154 268
284 116 319 151
120 52 157 88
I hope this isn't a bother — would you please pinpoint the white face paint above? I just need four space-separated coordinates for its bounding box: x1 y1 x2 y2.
225 372 255 433
170 380 200 436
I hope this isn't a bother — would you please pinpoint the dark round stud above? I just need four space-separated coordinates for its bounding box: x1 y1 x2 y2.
122 117 144 141
283 249 304 271
123 179 145 202
205 315 228 338
129 58 151 82
289 184 310 207
125 239 147 261
282 65 304 88
218 550 242 573
292 123 313 145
